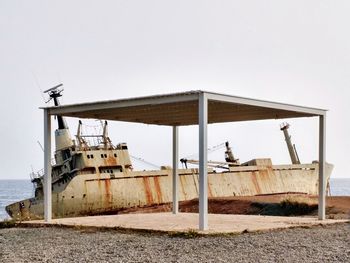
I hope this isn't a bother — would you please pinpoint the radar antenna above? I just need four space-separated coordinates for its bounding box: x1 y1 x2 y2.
44 83 67 129
44 83 64 105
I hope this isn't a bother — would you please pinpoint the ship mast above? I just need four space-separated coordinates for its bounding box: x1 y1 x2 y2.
224 141 240 166
44 84 67 129
44 84 73 152
280 123 300 165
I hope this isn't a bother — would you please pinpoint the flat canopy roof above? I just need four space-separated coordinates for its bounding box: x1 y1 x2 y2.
43 90 326 126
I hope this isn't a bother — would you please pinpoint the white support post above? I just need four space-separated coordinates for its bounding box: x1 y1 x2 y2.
318 114 326 220
172 126 179 214
44 109 52 222
199 93 208 230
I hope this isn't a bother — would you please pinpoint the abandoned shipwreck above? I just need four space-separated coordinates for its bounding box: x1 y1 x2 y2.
6 88 333 220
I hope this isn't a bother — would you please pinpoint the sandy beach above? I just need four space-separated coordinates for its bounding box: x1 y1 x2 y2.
0 223 349 263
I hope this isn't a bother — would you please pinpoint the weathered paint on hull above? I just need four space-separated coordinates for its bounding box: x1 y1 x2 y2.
6 163 332 220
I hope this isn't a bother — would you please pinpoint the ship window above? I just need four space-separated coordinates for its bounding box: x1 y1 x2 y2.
98 166 122 173
101 154 104 158
71 196 74 199
114 153 117 157
91 154 94 159
104 154 107 158
122 145 128 149
83 194 86 198
62 149 71 160
80 167 96 174
87 155 90 159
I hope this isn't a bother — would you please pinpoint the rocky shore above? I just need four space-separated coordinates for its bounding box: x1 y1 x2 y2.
0 223 349 262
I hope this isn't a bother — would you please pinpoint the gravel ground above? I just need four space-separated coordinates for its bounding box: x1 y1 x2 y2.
0 223 349 263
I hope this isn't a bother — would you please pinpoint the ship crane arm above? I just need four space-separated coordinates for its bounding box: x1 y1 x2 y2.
130 155 161 170
180 141 240 168
180 159 239 169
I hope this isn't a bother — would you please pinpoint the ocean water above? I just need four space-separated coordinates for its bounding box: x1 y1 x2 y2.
0 180 33 221
329 178 350 196
0 178 349 221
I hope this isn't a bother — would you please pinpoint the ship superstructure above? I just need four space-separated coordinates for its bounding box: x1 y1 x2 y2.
31 87 133 200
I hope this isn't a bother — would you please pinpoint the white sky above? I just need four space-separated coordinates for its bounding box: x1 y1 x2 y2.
0 0 349 179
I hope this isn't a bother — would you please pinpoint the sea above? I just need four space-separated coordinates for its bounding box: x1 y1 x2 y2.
0 178 349 221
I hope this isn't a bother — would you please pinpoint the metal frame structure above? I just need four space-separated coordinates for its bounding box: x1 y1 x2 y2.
42 90 327 230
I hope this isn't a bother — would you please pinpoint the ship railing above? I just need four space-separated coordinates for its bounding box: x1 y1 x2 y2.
29 158 56 182
30 168 44 181
76 135 116 150
272 164 318 170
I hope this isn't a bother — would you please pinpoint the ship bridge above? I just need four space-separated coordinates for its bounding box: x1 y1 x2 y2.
42 90 328 230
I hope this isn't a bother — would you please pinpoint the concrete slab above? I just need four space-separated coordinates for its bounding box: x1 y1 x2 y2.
22 213 348 234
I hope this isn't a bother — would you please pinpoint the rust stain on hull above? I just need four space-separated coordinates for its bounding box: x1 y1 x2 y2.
179 175 187 199
153 177 163 203
251 171 262 194
143 177 154 204
105 156 117 166
208 180 213 198
104 179 112 205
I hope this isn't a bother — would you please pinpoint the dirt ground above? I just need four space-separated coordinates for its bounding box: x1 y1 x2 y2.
117 195 350 219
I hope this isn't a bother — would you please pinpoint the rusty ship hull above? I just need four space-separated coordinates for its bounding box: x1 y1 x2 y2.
6 161 333 220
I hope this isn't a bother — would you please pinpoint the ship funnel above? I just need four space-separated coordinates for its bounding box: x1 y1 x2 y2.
280 123 300 164
55 129 74 151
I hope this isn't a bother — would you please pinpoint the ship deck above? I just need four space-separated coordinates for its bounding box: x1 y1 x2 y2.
21 213 348 234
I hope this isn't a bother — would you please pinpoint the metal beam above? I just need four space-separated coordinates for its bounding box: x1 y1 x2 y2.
92 104 310 126
172 126 179 214
206 92 326 116
199 93 208 230
46 93 199 115
43 109 52 222
318 115 326 220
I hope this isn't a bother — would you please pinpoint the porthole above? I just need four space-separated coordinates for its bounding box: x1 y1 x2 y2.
104 154 107 158
101 154 104 158
87 155 90 159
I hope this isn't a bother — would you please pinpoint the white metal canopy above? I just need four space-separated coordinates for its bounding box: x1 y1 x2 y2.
42 90 327 230
44 90 325 125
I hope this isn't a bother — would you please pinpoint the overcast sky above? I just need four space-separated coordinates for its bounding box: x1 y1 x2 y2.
0 0 349 180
